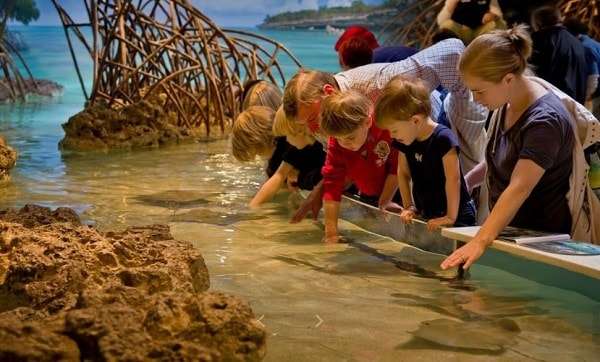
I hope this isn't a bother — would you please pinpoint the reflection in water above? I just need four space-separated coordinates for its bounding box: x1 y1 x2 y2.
0 138 599 361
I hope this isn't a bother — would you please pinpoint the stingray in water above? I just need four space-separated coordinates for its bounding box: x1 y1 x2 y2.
407 318 521 353
391 292 546 320
133 190 210 209
171 207 267 226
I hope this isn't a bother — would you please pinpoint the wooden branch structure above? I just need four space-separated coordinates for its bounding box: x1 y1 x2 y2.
51 0 302 135
383 0 599 49
0 38 39 102
382 0 443 49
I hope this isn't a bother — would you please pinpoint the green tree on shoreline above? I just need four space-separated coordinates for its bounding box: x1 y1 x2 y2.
0 0 40 101
0 0 40 39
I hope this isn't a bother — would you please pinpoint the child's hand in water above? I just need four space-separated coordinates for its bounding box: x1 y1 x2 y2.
323 234 342 244
399 207 416 224
427 216 454 231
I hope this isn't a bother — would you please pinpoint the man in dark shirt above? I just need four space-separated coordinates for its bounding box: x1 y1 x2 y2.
564 17 600 112
530 6 588 105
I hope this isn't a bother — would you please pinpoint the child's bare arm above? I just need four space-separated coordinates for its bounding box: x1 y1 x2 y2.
378 173 399 210
397 153 413 209
442 149 461 222
249 162 293 208
427 149 460 230
397 153 416 223
323 200 341 243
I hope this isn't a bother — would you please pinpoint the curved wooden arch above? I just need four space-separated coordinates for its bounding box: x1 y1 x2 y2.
51 0 302 135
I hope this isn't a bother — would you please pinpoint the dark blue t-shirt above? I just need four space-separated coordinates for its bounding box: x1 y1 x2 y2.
486 93 573 233
393 124 474 224
372 46 418 63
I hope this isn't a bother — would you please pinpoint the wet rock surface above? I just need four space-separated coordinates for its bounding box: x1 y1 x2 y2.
59 95 218 151
0 135 17 183
0 204 266 361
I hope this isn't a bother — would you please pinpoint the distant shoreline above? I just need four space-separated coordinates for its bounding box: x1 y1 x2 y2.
259 5 399 31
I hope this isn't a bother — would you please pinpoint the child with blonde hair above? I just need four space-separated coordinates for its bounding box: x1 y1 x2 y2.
231 106 277 164
375 75 476 231
248 107 325 207
242 80 282 111
320 89 399 243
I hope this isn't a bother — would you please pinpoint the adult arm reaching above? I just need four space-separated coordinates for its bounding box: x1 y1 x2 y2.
441 159 545 269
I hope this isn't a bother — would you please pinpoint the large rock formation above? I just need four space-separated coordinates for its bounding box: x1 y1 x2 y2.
0 204 266 361
0 135 17 182
59 94 219 151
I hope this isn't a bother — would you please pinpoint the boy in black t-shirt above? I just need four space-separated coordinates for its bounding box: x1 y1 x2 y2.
375 76 476 229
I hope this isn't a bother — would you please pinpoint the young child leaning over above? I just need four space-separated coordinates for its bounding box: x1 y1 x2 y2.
248 106 326 207
375 75 476 230
230 106 325 207
320 89 400 243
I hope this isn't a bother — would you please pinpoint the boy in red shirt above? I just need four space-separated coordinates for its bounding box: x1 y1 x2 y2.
320 90 399 243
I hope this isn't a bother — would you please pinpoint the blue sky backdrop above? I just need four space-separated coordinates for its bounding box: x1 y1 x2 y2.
32 0 383 27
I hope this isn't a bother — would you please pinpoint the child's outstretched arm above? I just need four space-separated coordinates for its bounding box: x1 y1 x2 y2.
249 162 294 208
378 173 399 211
323 200 341 243
397 153 416 223
427 148 460 230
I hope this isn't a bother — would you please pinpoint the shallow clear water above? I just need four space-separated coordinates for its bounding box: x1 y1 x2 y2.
0 26 599 361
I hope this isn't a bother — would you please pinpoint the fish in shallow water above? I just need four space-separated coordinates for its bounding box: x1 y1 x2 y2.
409 318 520 353
391 292 545 320
171 207 266 226
133 190 210 209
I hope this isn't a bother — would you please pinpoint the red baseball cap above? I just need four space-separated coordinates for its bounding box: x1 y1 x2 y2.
334 25 379 51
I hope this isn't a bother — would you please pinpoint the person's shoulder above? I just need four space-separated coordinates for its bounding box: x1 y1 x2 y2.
524 93 572 129
432 124 459 150
434 123 457 141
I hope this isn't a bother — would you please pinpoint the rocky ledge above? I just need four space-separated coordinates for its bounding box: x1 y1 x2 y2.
0 135 17 183
59 94 213 151
0 204 266 361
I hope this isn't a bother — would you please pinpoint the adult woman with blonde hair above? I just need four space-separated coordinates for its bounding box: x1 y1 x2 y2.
442 25 600 270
